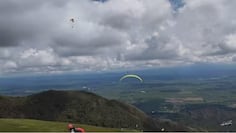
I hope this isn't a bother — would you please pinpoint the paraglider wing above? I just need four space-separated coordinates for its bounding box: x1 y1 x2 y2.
220 120 232 126
120 74 143 83
69 18 76 28
70 18 75 23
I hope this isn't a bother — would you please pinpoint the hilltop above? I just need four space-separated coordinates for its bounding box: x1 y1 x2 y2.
0 90 186 131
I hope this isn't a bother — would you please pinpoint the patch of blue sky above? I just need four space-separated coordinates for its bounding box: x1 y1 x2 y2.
92 0 108 3
169 0 185 11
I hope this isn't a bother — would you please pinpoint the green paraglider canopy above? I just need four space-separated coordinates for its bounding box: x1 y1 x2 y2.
120 74 143 83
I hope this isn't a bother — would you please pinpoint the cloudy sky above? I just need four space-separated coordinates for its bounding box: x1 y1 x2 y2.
0 0 236 75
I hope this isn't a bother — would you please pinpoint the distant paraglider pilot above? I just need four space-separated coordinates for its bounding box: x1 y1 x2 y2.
68 123 85 133
220 120 232 126
70 18 75 23
69 18 76 28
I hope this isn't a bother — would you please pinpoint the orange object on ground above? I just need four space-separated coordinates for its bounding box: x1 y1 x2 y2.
75 127 85 133
68 123 85 133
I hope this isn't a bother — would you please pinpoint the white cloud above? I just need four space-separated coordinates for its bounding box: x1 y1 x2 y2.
0 0 236 75
222 33 236 51
19 48 57 67
4 61 17 69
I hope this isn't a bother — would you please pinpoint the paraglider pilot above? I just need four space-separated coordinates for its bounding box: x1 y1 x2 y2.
68 123 85 133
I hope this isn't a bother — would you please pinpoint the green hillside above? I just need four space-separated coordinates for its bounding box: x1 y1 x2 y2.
0 118 129 132
0 90 159 131
0 90 190 131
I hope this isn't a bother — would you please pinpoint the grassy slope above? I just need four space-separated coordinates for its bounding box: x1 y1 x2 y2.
0 90 159 130
0 118 129 132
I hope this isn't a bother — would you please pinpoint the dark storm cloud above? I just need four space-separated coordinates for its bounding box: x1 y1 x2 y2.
0 0 67 13
0 18 42 47
0 1 43 14
0 30 20 47
0 0 68 47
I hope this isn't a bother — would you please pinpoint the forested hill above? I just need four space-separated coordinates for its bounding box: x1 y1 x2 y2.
0 90 189 131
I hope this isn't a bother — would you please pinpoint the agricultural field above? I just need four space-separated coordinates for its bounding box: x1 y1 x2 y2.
95 76 236 106
93 76 236 131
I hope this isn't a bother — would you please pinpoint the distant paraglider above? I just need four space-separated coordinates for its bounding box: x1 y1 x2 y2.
161 128 165 131
69 18 77 28
120 74 143 83
70 18 75 23
220 120 232 126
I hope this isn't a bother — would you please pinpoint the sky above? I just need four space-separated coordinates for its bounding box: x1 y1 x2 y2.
0 0 236 75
